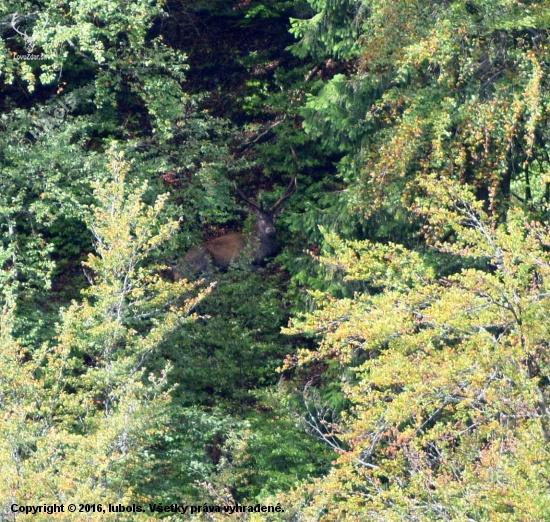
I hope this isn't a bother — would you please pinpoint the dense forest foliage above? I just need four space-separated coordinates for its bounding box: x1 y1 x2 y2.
1 0 550 520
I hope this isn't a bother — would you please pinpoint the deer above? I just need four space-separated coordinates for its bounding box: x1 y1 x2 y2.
174 159 298 279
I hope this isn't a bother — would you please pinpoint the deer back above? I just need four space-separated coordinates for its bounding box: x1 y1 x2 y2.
203 232 246 267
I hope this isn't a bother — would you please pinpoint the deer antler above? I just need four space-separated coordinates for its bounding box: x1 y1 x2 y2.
271 147 298 213
235 147 298 213
270 177 297 212
235 183 263 212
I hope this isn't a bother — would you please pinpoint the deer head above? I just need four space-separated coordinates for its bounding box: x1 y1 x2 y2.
234 173 297 261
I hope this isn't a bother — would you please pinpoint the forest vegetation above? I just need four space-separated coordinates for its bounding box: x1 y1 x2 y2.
1 0 550 520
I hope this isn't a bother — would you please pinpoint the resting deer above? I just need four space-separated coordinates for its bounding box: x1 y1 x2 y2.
174 172 297 278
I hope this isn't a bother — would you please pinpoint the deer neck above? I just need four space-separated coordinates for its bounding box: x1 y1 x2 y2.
251 227 277 263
